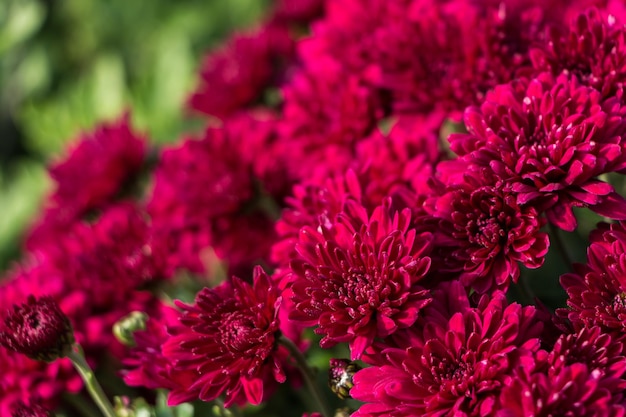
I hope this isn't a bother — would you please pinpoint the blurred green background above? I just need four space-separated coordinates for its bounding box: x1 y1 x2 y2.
0 0 271 269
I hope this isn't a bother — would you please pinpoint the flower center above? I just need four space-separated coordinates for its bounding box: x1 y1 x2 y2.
220 312 257 353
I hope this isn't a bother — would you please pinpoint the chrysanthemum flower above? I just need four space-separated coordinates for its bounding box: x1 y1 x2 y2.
27 115 146 249
560 221 626 346
354 114 444 205
0 296 74 362
187 24 294 119
531 7 626 99
500 327 626 416
148 117 257 275
289 198 432 359
426 169 549 293
163 267 286 407
271 170 364 272
450 72 626 231
300 0 564 117
277 58 384 182
351 282 543 417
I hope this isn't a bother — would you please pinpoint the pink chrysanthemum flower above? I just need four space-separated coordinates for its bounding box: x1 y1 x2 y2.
277 58 384 182
560 221 626 346
450 72 626 231
354 114 444 205
271 170 364 272
187 24 294 119
0 295 74 362
426 169 549 293
148 118 257 275
289 198 432 360
500 327 626 416
531 7 626 99
351 282 543 417
300 0 564 117
27 115 146 249
163 267 286 407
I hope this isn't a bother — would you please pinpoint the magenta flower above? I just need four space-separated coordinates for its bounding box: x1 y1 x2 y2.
27 115 146 250
354 114 444 205
0 296 74 362
187 24 294 118
450 72 626 231
351 282 543 417
277 58 384 182
289 198 432 359
271 170 365 272
560 221 626 346
163 267 286 407
148 118 256 274
426 169 549 293
500 327 626 416
531 7 626 99
300 0 562 117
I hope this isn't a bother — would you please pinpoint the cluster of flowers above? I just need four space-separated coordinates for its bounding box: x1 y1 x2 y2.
4 0 626 415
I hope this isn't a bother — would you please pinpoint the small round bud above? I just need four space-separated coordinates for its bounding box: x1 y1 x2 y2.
334 408 352 417
113 396 136 417
113 311 148 346
328 358 361 400
0 295 74 362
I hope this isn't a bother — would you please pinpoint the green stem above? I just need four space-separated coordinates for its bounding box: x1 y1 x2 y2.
549 223 573 270
278 335 332 417
67 345 117 417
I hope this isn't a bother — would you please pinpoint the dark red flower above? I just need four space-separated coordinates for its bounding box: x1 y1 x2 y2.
560 221 626 347
0 296 74 362
450 72 626 231
500 327 626 416
289 198 432 359
27 115 146 250
300 0 562 117
148 118 257 275
353 114 444 205
271 170 364 272
163 267 286 407
425 169 549 293
187 24 294 119
351 282 543 417
277 58 384 182
531 7 626 99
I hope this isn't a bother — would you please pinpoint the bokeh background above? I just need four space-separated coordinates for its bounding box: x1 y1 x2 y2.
0 0 271 270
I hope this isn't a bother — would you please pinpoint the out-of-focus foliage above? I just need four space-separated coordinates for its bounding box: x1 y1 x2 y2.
0 0 271 270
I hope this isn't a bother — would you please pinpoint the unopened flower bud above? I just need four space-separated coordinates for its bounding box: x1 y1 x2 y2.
329 358 361 399
334 408 352 417
113 396 136 417
113 311 148 346
0 295 74 362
